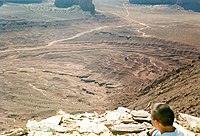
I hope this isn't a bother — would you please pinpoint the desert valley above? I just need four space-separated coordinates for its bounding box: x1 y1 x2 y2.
0 0 200 134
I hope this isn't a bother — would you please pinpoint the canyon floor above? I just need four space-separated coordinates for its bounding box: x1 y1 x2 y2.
0 0 200 132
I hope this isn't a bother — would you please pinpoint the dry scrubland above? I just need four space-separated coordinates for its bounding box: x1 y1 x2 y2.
0 0 200 132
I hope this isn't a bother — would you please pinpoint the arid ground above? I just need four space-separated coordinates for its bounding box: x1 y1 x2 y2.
0 0 200 132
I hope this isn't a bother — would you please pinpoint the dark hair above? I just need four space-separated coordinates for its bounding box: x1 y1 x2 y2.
151 103 174 126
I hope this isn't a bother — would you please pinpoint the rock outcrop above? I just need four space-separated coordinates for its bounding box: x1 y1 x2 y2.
54 0 95 15
1 107 200 136
177 0 200 12
54 0 79 8
129 0 200 12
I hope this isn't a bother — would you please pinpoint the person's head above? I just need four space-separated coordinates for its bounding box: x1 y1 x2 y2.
151 103 175 130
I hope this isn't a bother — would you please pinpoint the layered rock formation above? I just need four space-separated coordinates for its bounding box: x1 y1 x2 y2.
54 0 95 15
1 107 200 136
129 0 200 12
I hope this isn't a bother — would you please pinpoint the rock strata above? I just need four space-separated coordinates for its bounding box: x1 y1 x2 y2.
1 107 200 136
129 0 200 12
54 0 95 15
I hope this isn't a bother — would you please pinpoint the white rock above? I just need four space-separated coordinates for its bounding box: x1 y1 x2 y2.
179 113 200 129
117 107 131 113
100 131 111 136
27 131 53 136
78 118 94 133
92 123 109 134
111 124 145 133
40 115 62 125
131 110 150 118
106 111 121 121
57 109 66 115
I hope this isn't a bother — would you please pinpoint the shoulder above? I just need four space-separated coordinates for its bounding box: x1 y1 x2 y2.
175 128 187 136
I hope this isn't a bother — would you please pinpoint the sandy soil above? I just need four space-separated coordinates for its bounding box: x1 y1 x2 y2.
0 0 200 132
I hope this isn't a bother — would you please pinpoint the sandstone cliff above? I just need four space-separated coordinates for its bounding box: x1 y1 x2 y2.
129 0 200 12
54 0 95 15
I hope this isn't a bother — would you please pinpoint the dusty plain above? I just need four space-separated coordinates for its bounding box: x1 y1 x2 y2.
0 0 200 132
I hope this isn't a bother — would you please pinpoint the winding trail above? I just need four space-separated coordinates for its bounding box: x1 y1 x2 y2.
122 2 152 37
0 2 152 53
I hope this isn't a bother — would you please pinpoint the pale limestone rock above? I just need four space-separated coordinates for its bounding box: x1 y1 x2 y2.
77 118 94 133
51 125 72 133
77 118 108 134
117 107 131 113
57 109 66 115
106 111 121 121
131 110 150 118
179 113 200 129
106 110 132 121
28 131 53 136
88 133 98 136
133 117 151 122
100 131 111 136
40 115 62 125
111 124 145 133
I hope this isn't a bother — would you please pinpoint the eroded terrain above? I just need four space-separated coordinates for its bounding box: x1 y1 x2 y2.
0 0 200 131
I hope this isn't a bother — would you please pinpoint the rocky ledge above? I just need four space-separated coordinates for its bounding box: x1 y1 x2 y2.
1 107 200 136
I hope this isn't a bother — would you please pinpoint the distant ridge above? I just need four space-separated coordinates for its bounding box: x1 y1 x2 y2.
129 0 200 12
